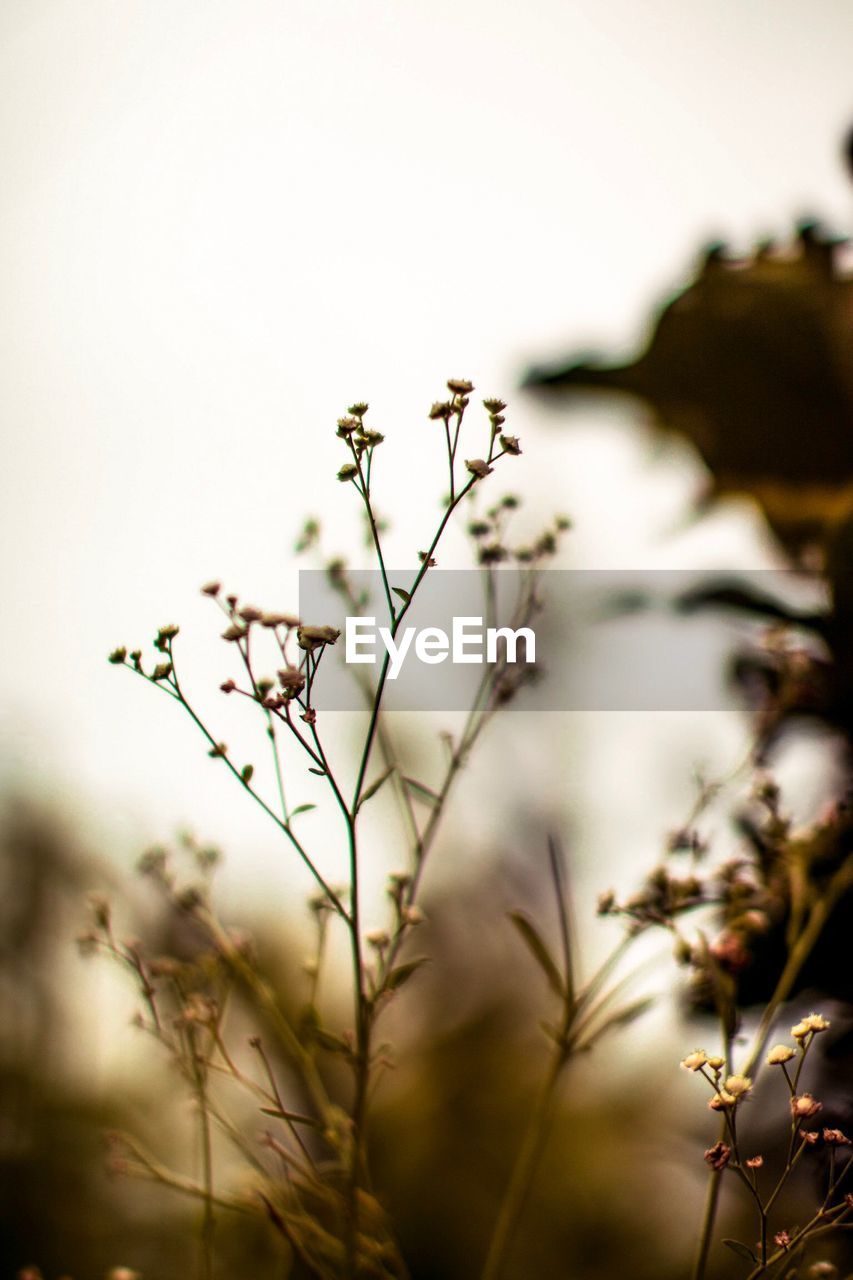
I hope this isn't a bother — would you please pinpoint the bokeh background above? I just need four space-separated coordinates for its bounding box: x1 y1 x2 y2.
2 2 853 1275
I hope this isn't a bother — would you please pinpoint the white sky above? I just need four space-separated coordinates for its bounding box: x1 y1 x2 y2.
1 1 852 918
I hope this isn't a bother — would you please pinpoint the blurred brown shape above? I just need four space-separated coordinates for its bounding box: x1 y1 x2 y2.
524 221 853 558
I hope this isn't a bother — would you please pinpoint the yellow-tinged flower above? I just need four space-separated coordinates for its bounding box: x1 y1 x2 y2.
724 1074 752 1098
791 1013 830 1040
767 1044 796 1065
680 1050 708 1072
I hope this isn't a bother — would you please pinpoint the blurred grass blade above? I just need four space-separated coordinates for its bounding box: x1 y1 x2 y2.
508 910 565 998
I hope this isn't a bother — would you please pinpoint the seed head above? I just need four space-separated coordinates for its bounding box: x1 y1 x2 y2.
359 429 385 447
201 581 221 597
766 1043 796 1065
429 401 453 421
108 647 127 665
447 378 474 395
348 402 369 416
465 458 493 480
483 398 507 414
337 462 359 482
680 1049 708 1072
261 612 300 629
278 667 306 694
297 624 341 650
156 624 179 648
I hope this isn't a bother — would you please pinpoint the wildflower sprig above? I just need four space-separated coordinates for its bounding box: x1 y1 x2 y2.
104 380 564 1279
682 1010 853 1275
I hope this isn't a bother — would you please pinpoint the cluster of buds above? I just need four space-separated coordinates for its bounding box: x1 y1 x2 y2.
336 402 384 480
386 869 424 932
428 376 475 423
466 496 570 568
297 624 340 652
765 1012 831 1070
680 1049 754 1113
599 865 705 930
175 991 219 1028
482 393 520 458
426 379 523 484
703 1142 765 1174
666 826 709 858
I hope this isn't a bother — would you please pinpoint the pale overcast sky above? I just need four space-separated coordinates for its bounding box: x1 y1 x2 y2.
2 1 852 910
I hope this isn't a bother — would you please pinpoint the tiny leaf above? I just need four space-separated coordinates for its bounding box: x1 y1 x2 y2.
508 911 564 997
582 997 654 1049
722 1240 757 1264
385 957 429 992
358 766 395 809
392 587 411 604
291 803 317 817
309 1026 353 1058
308 767 326 777
403 776 441 806
259 1106 319 1128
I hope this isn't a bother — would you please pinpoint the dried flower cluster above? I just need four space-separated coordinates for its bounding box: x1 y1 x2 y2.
95 382 589 1280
